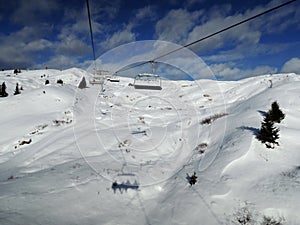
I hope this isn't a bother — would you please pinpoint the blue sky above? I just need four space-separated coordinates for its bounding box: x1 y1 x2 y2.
0 0 299 80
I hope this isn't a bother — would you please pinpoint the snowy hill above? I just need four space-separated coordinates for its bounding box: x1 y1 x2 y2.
0 69 299 225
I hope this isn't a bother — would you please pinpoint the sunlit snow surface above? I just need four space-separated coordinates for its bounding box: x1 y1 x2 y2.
0 68 299 224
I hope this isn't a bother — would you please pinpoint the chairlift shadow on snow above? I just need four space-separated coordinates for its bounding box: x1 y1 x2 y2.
111 180 139 194
131 130 147 135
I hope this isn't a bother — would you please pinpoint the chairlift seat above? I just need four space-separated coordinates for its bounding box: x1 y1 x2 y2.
108 76 120 82
133 73 162 90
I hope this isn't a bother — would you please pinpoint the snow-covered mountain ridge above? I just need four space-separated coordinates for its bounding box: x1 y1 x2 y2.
0 68 299 225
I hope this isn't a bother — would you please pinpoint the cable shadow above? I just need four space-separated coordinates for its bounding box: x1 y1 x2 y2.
136 191 152 225
179 176 222 224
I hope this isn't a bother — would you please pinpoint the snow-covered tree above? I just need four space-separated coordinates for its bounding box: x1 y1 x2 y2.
14 69 21 74
268 101 285 123
256 113 280 149
0 82 8 97
14 83 21 95
57 79 63 85
188 172 197 186
78 76 87 89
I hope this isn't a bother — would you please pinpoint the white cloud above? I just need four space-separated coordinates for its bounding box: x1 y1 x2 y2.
62 6 104 36
91 40 214 80
255 0 300 34
24 39 53 52
155 1 299 65
186 10 261 54
37 55 94 71
135 5 157 21
11 0 59 25
44 55 78 69
154 4 263 56
281 58 300 74
56 34 89 56
100 24 136 50
0 26 54 69
155 9 202 44
185 0 206 6
0 47 33 69
88 0 121 20
204 42 292 63
210 63 278 80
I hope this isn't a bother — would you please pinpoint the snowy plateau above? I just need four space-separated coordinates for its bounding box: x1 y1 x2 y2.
0 68 299 225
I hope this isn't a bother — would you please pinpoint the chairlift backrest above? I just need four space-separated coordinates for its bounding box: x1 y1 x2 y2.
108 75 120 82
133 73 162 90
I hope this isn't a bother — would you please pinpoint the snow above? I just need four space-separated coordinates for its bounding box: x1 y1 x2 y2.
0 69 299 224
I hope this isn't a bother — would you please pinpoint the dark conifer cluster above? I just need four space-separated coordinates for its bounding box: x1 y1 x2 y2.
256 101 285 149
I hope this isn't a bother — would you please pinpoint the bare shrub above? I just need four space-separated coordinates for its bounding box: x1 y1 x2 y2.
195 143 208 154
261 215 285 225
201 113 228 125
229 202 258 225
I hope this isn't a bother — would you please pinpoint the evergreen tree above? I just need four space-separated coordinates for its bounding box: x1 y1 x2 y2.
13 69 21 74
57 79 63 85
256 113 280 149
0 82 8 97
78 76 87 89
268 101 285 123
14 83 21 95
188 172 198 186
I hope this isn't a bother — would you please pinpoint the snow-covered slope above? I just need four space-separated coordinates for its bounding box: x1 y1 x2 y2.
0 69 299 225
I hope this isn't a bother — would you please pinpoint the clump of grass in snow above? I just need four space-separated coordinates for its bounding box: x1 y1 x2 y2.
201 113 228 125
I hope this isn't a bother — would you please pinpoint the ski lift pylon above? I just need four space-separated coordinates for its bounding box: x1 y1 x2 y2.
133 61 162 90
89 69 107 84
89 69 109 92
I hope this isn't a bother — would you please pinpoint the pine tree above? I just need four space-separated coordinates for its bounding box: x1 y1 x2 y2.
57 79 63 85
0 82 8 97
14 83 21 95
188 172 198 186
256 113 280 149
268 101 285 123
78 76 87 89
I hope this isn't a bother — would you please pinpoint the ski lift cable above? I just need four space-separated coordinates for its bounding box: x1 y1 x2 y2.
86 0 96 62
116 0 297 74
153 0 297 62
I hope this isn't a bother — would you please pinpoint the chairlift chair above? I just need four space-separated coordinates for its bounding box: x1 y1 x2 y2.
107 74 120 82
133 73 162 90
133 61 162 90
89 75 102 84
89 69 108 85
89 69 109 93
